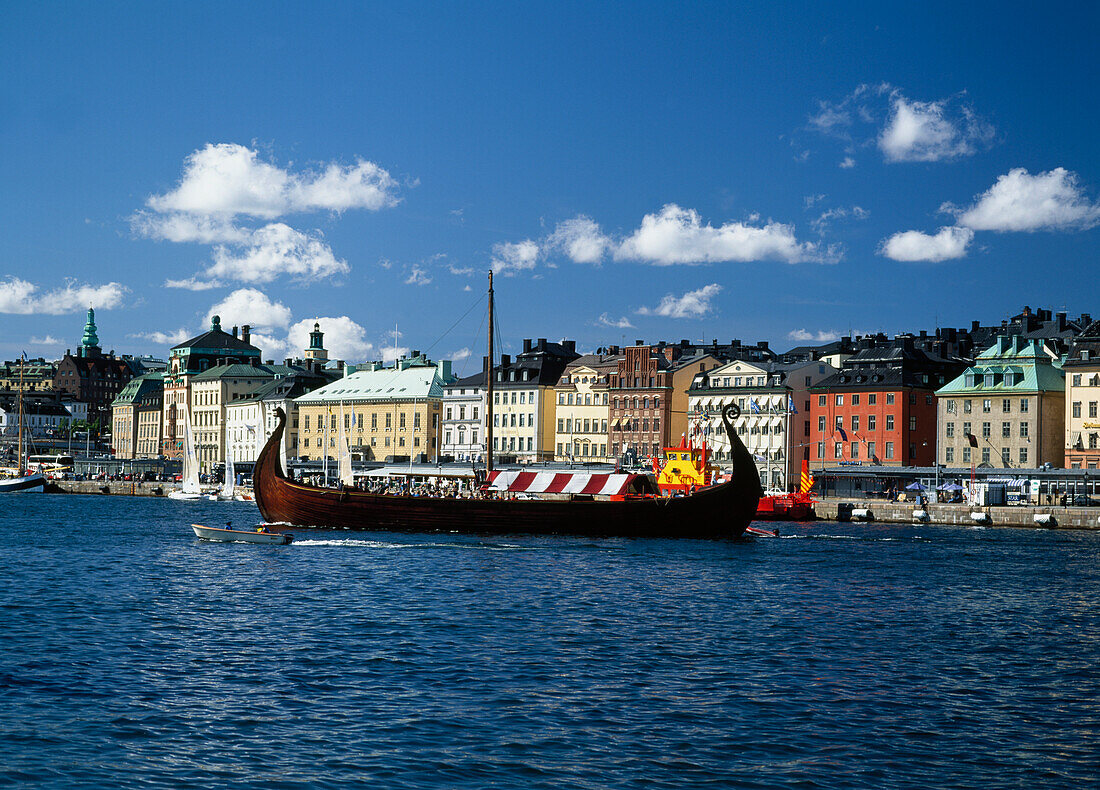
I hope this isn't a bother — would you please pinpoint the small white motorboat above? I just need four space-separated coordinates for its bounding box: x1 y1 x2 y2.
191 523 293 545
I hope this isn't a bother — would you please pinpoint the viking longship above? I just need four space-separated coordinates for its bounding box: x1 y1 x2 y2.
252 273 763 539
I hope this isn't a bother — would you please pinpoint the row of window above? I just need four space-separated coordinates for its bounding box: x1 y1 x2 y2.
494 391 536 405
946 398 1030 414
1071 401 1100 418
616 417 660 433
612 396 660 410
945 446 1028 464
495 413 536 428
821 393 896 406
494 436 535 452
556 442 609 458
443 429 480 446
818 414 898 432
946 421 1029 439
302 435 433 449
444 405 479 421
1070 374 1100 386
557 392 608 406
302 413 434 430
556 418 609 434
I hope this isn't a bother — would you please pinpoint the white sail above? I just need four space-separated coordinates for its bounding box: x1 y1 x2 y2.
338 403 354 486
223 446 235 498
180 406 201 494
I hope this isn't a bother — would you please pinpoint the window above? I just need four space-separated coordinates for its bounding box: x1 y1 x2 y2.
852 394 860 406
868 414 876 431
885 441 894 459
886 393 895 405
817 442 824 459
909 443 916 459
1002 447 1011 466
982 422 991 438
1020 422 1028 438
1073 374 1082 386
1019 447 1028 464
446 407 452 420
867 441 876 459
945 447 954 463
818 395 826 407
909 416 916 431
851 442 859 459
1091 402 1098 418
946 422 954 438
834 442 842 459
868 393 877 405
835 416 844 430
982 448 990 464
557 419 563 432
1002 399 1011 413
818 416 826 432
1091 433 1099 450
1002 421 1010 438
982 399 991 413
303 415 310 430
1020 398 1029 413
962 446 971 463
886 415 894 430
963 421 972 436
963 399 971 413
1073 402 1082 418
851 415 859 432
835 394 844 406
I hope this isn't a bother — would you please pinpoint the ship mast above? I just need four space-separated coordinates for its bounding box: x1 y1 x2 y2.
486 270 494 476
17 356 25 476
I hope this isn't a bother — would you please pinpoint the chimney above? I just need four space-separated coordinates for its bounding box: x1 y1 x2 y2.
232 325 238 338
562 340 576 353
972 320 980 332
501 354 511 367
284 358 293 367
265 359 273 365
636 339 644 346
1056 312 1067 331
536 338 546 351
242 325 250 345
522 339 532 353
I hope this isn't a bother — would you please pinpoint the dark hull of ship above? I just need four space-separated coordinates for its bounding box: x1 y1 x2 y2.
254 408 763 540
0 474 46 493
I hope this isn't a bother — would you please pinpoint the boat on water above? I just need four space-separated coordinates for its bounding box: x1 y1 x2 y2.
253 271 763 539
207 445 237 501
168 406 203 501
191 522 293 544
1 357 45 494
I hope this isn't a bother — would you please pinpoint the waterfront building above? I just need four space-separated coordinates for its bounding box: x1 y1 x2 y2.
811 338 967 470
491 339 579 463
295 353 454 462
688 358 835 490
161 318 261 460
0 358 57 393
1062 321 1100 469
225 372 329 469
53 309 134 429
190 362 298 474
134 376 163 459
608 343 718 463
441 370 486 463
553 352 620 463
0 398 71 441
110 373 163 460
936 336 1065 470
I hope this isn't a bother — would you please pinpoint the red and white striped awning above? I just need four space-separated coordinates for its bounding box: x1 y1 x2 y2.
485 470 641 496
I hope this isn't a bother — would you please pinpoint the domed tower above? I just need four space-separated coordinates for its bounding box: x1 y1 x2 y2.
78 307 102 358
305 322 329 364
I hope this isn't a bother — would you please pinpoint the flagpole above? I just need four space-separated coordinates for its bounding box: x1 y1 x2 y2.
784 393 791 493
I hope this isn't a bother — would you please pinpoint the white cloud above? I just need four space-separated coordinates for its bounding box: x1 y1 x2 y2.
788 329 841 342
637 283 722 318
839 156 856 169
491 239 539 275
879 96 991 162
381 345 411 363
405 266 432 286
129 328 193 346
448 265 474 276
205 288 292 332
878 226 974 262
546 215 612 264
811 206 869 235
952 167 1100 232
615 204 826 265
287 316 375 363
131 211 249 244
29 335 64 345
0 278 127 315
449 347 472 361
248 332 288 359
146 143 400 219
204 223 349 285
164 276 223 291
597 313 635 329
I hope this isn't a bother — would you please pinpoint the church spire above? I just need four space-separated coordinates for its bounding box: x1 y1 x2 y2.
79 307 102 358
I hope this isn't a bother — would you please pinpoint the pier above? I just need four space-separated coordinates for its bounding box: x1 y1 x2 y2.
817 497 1100 530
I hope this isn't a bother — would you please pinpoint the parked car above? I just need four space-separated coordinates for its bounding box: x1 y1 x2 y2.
1071 494 1099 506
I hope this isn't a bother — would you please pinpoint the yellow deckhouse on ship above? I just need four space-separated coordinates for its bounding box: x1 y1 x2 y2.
652 435 718 497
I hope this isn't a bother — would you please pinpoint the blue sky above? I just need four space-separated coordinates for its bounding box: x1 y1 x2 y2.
2 1 1097 377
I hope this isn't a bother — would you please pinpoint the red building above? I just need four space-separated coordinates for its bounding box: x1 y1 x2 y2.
809 339 965 469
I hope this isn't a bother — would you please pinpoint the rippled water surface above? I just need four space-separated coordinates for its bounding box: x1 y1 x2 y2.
2 496 1098 789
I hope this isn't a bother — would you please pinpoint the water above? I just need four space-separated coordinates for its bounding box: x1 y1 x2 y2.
2 496 1098 789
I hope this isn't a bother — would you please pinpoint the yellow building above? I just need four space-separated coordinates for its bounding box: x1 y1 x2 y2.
553 353 619 462
294 356 452 462
110 373 162 460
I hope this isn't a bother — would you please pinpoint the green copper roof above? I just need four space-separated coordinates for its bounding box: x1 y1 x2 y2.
937 336 1065 395
81 307 99 348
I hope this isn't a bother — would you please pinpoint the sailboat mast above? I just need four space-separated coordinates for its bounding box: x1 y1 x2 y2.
486 270 494 476
17 357 25 475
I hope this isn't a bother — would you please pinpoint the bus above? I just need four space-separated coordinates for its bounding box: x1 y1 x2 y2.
28 454 75 476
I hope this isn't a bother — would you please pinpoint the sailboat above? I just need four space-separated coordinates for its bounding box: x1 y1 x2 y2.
168 406 203 500
207 446 236 501
0 357 45 494
252 272 763 538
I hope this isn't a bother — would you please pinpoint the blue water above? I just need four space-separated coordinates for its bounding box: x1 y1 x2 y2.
1 496 1098 789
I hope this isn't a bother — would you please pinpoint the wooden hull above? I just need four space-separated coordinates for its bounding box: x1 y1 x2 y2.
254 407 763 539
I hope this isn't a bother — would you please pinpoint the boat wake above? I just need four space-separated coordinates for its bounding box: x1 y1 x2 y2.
780 534 931 542
291 538 536 551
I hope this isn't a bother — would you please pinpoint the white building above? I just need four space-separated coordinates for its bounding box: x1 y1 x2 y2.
224 373 332 467
687 359 836 491
442 371 486 462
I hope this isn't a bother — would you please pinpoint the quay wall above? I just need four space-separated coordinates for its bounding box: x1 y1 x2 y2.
816 497 1100 530
48 481 171 497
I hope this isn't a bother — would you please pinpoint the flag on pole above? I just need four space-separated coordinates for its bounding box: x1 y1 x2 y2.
788 396 797 414
838 426 848 441
750 399 760 414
